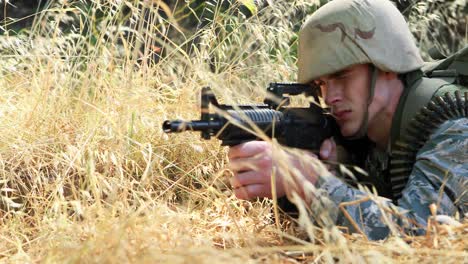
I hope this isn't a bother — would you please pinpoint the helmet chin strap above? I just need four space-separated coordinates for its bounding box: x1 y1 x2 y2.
346 65 378 140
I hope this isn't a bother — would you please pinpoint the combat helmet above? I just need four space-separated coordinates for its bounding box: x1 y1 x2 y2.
298 0 424 139
298 0 424 84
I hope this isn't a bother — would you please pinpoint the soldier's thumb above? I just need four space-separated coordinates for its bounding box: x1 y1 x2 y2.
320 139 332 159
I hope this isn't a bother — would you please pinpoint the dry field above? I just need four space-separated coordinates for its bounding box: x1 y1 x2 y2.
0 1 466 263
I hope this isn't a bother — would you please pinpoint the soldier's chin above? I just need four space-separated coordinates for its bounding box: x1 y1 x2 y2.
339 124 358 137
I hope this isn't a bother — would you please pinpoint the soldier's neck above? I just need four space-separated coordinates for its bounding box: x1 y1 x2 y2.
367 79 404 150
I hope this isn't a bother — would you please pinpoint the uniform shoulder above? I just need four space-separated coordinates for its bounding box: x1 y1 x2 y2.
417 118 467 158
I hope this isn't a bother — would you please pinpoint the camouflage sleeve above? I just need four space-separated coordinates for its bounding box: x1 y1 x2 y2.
313 118 467 240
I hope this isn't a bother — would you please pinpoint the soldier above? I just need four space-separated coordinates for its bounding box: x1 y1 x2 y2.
228 0 467 240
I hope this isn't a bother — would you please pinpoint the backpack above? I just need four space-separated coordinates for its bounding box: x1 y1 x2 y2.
422 45 468 86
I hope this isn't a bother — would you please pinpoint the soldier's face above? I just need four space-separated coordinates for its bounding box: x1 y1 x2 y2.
316 64 372 137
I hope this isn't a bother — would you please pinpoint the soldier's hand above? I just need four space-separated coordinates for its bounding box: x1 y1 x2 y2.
228 141 283 200
228 141 320 200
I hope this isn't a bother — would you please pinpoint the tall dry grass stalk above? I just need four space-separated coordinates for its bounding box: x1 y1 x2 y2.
0 0 466 263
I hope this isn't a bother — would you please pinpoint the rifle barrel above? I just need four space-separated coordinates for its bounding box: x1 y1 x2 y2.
162 120 223 133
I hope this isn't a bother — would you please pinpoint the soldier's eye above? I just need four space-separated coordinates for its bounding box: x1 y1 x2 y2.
315 80 325 86
335 73 349 80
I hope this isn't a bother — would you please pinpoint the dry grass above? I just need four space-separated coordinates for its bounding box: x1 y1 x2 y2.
0 0 466 263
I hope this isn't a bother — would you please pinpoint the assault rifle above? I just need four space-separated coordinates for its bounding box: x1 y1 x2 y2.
162 83 370 216
162 83 340 152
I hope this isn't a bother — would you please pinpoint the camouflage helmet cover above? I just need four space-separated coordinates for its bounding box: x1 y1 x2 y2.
298 0 424 84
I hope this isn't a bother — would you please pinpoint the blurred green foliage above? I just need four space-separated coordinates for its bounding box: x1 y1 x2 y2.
0 0 466 66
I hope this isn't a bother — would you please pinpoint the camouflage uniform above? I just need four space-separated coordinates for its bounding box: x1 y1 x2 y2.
297 0 467 240
316 117 467 240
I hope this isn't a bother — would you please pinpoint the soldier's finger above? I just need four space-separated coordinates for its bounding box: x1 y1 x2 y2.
230 170 267 188
228 141 270 160
234 184 271 200
228 158 261 173
320 138 336 160
326 137 337 161
319 138 332 159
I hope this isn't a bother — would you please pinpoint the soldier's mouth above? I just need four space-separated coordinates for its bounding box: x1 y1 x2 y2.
334 110 352 121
